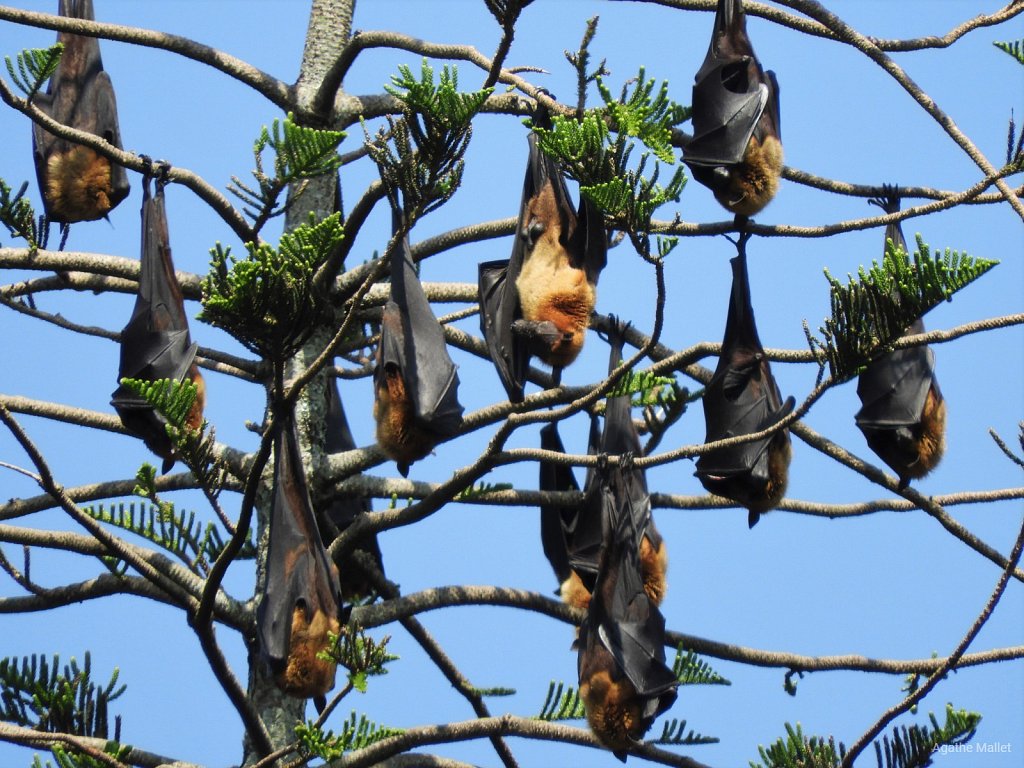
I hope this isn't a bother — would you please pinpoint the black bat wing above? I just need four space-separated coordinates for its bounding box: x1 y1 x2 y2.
321 379 383 598
32 0 129 220
478 258 527 402
684 0 772 167
111 180 196 449
258 418 341 664
696 251 794 479
385 222 463 436
585 473 677 708
539 422 581 587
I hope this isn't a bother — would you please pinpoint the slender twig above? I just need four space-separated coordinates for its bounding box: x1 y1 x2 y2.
0 5 293 111
0 720 200 768
840 507 1024 767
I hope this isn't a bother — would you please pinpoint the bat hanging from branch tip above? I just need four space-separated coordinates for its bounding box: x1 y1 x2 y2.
111 165 204 473
695 234 794 527
479 105 607 403
683 0 782 217
32 0 130 225
856 186 946 489
373 202 464 477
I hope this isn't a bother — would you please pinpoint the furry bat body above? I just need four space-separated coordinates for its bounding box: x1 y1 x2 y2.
258 418 342 702
696 240 794 526
32 0 129 223
479 129 606 402
856 190 946 487
111 176 204 473
683 0 782 216
374 212 464 476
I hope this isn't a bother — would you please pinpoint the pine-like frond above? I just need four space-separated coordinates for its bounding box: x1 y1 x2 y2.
296 712 403 761
329 627 398 693
31 742 130 768
814 235 997 381
80 500 252 575
993 39 1024 66
0 653 123 740
654 718 719 746
672 647 731 687
118 377 198 431
368 61 491 221
200 211 344 360
5 43 62 98
535 681 587 721
873 705 981 768
227 113 344 230
751 723 846 768
0 177 43 249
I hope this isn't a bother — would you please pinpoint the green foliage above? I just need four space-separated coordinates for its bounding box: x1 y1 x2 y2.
533 67 687 258
228 113 345 230
812 235 997 382
295 712 403 761
31 742 131 768
118 377 198 432
200 211 344 359
750 706 981 768
0 177 43 248
672 647 731 687
367 61 492 221
454 481 515 500
535 681 587 721
81 499 253 575
0 653 123 739
5 43 62 98
606 367 678 406
993 39 1024 66
472 686 516 697
874 705 980 768
751 723 846 768
327 626 398 693
654 718 719 746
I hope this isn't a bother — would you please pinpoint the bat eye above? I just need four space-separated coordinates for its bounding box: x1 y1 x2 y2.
523 218 545 248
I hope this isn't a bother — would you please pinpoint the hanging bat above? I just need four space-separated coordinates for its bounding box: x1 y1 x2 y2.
111 175 204 474
695 236 794 527
321 378 385 601
540 321 668 611
683 0 782 217
479 126 607 402
539 419 602 612
577 462 678 760
32 0 129 224
257 416 342 703
374 209 464 476
855 189 945 488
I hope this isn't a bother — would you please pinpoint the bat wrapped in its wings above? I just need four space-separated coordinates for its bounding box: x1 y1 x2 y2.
374 210 464 476
683 0 782 216
258 417 342 702
111 175 204 473
479 124 607 402
577 405 677 760
855 189 945 488
695 238 794 527
321 379 385 600
32 0 129 223
540 322 667 612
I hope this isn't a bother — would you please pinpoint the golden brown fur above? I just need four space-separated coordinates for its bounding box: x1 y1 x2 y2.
903 386 946 480
46 146 116 223
275 605 340 699
373 366 436 466
559 534 668 613
515 180 596 368
716 134 783 217
185 366 206 432
579 646 644 754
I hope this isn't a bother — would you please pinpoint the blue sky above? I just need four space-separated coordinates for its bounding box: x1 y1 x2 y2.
1 1 1022 767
